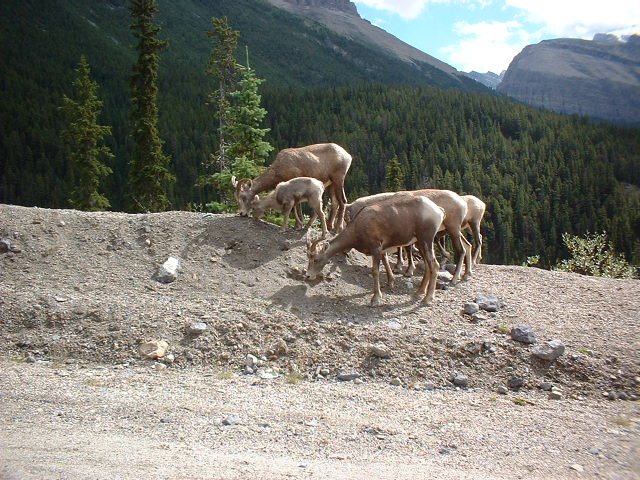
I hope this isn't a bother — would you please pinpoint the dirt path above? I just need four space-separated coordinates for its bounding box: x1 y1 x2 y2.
1 361 638 479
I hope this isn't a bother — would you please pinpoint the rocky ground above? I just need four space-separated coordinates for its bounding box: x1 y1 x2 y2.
1 204 639 479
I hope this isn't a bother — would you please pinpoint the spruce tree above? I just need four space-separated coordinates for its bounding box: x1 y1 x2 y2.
384 156 405 192
128 0 175 212
206 16 240 171
227 55 273 177
60 55 113 211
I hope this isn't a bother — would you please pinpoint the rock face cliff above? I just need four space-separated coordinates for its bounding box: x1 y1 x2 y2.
497 35 640 124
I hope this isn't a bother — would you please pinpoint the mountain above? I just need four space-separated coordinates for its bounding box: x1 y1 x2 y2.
264 0 460 75
464 70 504 89
497 34 640 124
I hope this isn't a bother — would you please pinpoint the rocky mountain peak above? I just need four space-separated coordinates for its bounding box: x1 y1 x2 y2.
281 0 359 17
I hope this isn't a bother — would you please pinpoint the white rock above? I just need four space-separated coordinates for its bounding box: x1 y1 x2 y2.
157 256 181 284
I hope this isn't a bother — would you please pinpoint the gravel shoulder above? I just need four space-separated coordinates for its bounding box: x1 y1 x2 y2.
1 204 639 479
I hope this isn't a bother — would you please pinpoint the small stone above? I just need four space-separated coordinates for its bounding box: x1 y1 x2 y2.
222 415 241 426
0 239 10 253
510 325 536 344
245 354 259 368
163 353 175 365
532 340 565 361
471 312 489 323
157 256 180 284
569 464 584 473
337 372 360 382
368 343 391 358
452 374 469 387
497 385 508 395
154 362 167 371
475 294 503 312
188 322 208 335
607 391 618 401
618 392 629 401
390 377 402 387
463 302 479 315
507 376 524 389
549 390 563 400
138 340 169 360
540 382 554 391
319 368 331 376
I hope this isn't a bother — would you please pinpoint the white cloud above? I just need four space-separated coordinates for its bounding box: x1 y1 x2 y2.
442 20 533 72
353 0 492 20
353 0 431 19
506 0 640 38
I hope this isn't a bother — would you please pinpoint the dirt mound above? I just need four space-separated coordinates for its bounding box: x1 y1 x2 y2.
1 204 639 399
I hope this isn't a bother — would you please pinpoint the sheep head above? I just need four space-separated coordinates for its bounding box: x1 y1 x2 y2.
305 230 330 280
232 177 254 216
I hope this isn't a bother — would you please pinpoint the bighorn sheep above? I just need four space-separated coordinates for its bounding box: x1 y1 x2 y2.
231 143 352 232
437 194 486 265
345 189 473 284
306 194 444 306
250 177 329 237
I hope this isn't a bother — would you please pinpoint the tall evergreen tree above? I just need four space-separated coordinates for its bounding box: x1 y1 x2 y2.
128 0 175 212
60 55 113 211
206 16 240 171
384 156 405 192
227 54 273 175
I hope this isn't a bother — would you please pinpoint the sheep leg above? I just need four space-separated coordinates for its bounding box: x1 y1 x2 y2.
404 245 416 277
281 201 295 231
314 204 329 238
326 186 338 232
382 252 395 288
470 223 482 264
370 253 384 307
333 179 348 233
450 231 467 285
293 202 304 229
393 246 405 273
436 232 451 260
461 235 473 280
415 239 439 304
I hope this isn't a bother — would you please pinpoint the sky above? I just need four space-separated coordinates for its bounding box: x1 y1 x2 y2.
352 0 640 73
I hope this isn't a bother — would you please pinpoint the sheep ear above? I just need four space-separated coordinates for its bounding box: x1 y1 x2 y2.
306 229 316 249
252 194 260 205
231 175 238 188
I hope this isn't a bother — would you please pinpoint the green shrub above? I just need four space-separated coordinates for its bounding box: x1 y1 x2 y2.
555 232 637 279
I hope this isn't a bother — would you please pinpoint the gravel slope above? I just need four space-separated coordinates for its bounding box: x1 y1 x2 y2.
1 204 639 479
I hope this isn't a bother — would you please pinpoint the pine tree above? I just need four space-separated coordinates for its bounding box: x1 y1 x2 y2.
60 55 113 211
128 0 175 212
206 16 240 171
384 156 404 192
227 55 273 172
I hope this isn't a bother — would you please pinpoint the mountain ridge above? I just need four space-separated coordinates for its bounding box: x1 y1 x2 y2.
498 35 640 123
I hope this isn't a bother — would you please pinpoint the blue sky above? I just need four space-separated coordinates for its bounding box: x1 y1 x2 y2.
353 1 640 73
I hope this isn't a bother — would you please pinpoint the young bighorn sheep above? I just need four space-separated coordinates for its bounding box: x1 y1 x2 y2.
231 143 352 232
437 194 486 265
250 177 329 237
306 194 444 306
345 189 472 284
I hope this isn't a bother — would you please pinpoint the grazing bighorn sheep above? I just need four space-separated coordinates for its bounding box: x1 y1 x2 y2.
306 194 444 306
250 177 329 237
345 189 473 284
437 194 486 265
231 143 352 232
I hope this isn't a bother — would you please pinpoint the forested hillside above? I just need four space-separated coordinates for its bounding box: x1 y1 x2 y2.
1 0 639 267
